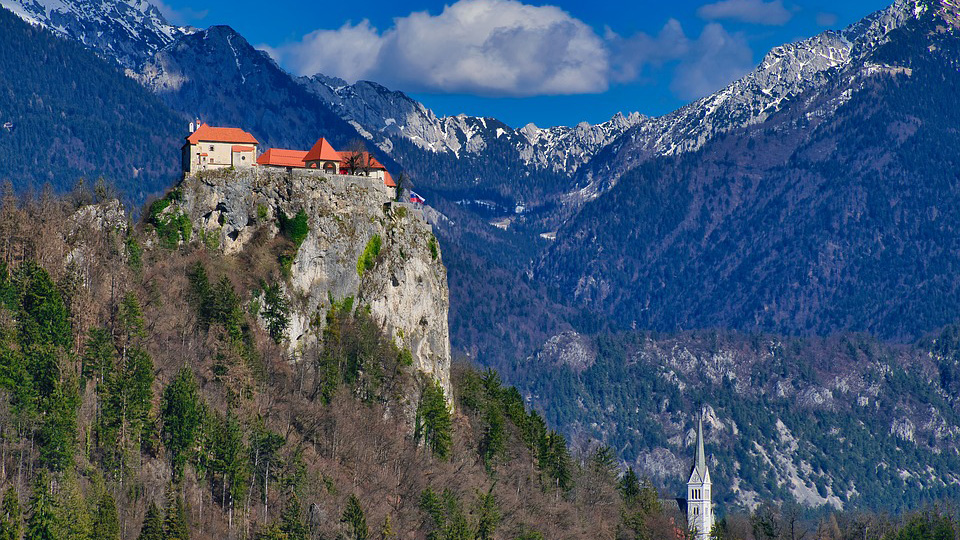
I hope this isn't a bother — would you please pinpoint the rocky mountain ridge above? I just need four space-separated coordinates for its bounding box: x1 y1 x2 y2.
0 0 189 68
575 0 946 197
301 74 644 177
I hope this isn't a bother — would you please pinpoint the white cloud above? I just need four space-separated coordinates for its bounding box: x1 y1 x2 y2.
271 0 757 100
696 0 792 26
273 0 609 97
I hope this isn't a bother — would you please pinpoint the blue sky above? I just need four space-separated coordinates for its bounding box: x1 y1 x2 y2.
155 0 891 128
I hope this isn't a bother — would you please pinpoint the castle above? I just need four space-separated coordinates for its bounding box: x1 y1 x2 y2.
686 412 714 540
181 122 396 187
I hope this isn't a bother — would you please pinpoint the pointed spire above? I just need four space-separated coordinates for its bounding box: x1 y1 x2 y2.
695 409 707 478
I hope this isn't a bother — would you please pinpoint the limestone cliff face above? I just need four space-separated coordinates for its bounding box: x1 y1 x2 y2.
177 168 452 399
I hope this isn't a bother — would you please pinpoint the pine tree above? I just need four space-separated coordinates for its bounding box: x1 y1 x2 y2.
591 445 618 481
479 403 505 470
415 381 452 460
619 467 641 506
261 283 289 344
82 327 115 386
379 515 396 540
162 492 189 540
136 502 164 540
25 474 56 540
0 487 22 540
162 368 202 477
279 495 307 540
210 409 248 527
91 492 120 540
341 494 368 540
544 431 572 492
474 491 500 540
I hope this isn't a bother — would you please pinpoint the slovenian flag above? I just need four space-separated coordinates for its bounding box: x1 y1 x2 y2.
410 191 426 204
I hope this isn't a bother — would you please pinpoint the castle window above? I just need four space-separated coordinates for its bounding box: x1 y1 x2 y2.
209 145 215 151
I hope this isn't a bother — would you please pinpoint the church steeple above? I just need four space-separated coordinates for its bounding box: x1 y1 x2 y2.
686 408 714 540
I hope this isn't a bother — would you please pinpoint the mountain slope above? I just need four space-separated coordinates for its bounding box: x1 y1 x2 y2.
0 0 187 68
135 26 368 154
302 74 643 179
539 0 960 340
516 328 960 511
0 5 184 198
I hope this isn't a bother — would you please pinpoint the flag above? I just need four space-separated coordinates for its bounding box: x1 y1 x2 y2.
410 191 425 204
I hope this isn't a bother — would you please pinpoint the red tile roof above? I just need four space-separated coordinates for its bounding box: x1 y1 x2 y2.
257 148 309 168
383 170 396 188
338 150 386 170
232 145 255 152
303 138 340 162
186 123 259 145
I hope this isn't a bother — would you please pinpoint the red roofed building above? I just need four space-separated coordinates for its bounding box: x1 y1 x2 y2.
337 150 390 181
303 138 341 173
182 122 259 175
257 148 309 169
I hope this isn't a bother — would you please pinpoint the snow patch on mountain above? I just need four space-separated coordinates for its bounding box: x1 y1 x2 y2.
299 74 644 174
0 0 191 68
579 0 956 197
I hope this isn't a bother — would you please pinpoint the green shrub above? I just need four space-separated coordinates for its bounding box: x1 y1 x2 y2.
278 209 309 247
428 236 438 260
256 204 268 221
357 235 383 277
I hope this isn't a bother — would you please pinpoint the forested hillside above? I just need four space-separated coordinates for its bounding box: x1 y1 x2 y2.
538 0 960 341
0 7 184 201
513 329 960 512
0 183 694 540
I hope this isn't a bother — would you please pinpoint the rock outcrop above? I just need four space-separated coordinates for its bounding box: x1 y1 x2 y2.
177 168 452 400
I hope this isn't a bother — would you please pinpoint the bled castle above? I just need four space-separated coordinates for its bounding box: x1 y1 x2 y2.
181 122 397 189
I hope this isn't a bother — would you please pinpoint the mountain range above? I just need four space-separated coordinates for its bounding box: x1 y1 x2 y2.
3 0 960 511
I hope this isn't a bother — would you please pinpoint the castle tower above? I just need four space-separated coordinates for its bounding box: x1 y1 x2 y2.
687 411 714 540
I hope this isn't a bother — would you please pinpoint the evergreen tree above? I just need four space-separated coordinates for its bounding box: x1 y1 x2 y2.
278 495 307 540
415 381 452 460
25 474 56 540
341 494 368 540
210 409 248 520
82 327 115 386
619 468 641 506
162 492 189 540
261 283 289 344
591 446 618 481
474 491 500 540
379 515 396 540
91 492 120 540
0 487 22 540
136 502 164 540
543 431 572 492
479 403 505 470
162 368 202 477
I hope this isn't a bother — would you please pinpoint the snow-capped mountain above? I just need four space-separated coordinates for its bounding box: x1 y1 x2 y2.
579 0 954 194
300 74 644 176
0 0 189 68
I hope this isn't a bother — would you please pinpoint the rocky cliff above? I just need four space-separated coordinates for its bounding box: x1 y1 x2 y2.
175 168 452 400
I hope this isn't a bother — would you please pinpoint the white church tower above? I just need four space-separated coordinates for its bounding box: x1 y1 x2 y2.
687 412 714 540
